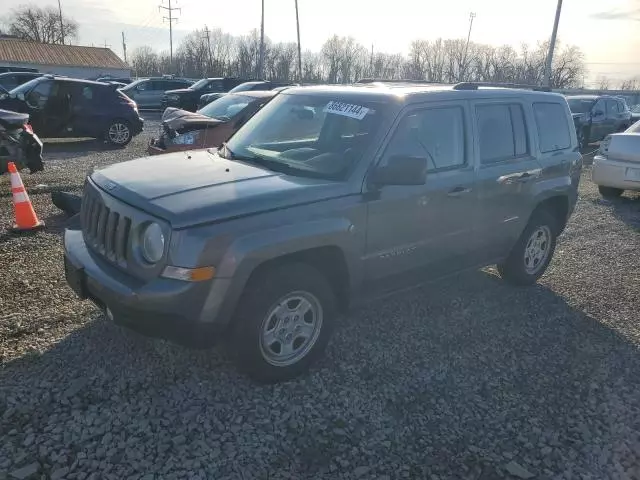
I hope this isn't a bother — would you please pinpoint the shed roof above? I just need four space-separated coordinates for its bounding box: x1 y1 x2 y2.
0 39 128 69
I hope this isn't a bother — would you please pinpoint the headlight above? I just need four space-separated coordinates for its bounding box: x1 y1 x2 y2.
141 223 165 263
172 131 197 145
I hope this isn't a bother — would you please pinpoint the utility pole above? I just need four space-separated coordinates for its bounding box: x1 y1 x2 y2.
462 12 476 81
369 44 374 78
122 32 127 63
57 0 65 45
159 0 181 70
204 25 213 75
258 0 265 79
544 0 563 87
103 40 111 49
295 0 302 83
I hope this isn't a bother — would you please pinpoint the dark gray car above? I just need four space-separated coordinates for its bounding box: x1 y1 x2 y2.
63 82 582 382
567 95 633 148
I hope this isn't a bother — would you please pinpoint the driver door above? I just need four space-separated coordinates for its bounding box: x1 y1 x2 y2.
589 98 607 141
23 80 63 137
363 102 477 285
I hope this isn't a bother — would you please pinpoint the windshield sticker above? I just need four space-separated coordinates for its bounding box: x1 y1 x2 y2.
323 101 369 120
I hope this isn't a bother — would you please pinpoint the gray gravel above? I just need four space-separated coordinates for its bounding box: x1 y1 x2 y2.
1 124 639 479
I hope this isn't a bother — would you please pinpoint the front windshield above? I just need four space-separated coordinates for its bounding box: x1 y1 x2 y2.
568 98 595 114
9 78 42 95
198 93 252 120
229 82 263 93
223 93 385 179
189 79 211 90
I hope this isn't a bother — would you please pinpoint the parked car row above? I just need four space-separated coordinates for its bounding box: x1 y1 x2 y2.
566 94 634 149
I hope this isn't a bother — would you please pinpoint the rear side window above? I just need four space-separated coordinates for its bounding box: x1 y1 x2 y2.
533 102 572 153
477 104 528 164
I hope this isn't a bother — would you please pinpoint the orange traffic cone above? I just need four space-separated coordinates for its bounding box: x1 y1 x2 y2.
8 162 44 232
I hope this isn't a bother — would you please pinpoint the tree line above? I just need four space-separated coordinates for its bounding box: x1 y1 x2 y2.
130 28 588 88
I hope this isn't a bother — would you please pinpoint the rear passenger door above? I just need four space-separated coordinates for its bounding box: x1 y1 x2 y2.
472 100 541 261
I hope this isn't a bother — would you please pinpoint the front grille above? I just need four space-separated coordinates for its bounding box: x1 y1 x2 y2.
81 184 131 264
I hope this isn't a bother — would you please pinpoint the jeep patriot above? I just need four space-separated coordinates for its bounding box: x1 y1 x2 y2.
64 82 582 382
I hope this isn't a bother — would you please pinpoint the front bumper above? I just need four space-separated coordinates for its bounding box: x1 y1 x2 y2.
63 226 232 347
592 155 640 191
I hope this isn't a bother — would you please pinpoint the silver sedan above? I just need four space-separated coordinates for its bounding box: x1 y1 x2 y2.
592 120 640 198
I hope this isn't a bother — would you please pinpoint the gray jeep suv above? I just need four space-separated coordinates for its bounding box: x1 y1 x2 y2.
64 82 582 382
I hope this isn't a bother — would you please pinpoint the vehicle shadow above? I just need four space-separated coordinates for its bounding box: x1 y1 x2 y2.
592 191 640 231
2 269 639 478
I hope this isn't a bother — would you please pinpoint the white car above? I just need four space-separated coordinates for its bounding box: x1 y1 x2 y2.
592 120 640 198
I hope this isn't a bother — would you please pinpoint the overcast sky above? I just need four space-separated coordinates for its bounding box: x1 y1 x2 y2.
4 0 640 85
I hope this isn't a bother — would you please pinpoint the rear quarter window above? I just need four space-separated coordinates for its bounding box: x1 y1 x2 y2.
533 102 572 153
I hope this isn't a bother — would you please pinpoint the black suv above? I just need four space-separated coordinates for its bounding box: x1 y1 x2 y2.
161 77 249 112
567 95 633 148
0 76 143 146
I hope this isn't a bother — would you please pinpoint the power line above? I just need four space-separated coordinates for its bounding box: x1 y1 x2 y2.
159 0 181 69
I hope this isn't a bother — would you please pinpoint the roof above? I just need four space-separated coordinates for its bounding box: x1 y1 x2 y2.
232 90 279 99
284 84 564 104
0 39 128 70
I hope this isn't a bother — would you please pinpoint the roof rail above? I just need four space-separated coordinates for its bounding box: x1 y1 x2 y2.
356 78 444 85
453 82 552 92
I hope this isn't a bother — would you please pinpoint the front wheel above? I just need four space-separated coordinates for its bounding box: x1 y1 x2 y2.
498 210 558 286
231 263 336 383
598 186 623 198
105 120 132 147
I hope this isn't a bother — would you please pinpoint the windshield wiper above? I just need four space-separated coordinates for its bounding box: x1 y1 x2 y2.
218 143 293 174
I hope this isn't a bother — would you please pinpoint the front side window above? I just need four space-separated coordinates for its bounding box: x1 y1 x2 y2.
383 106 465 171
25 80 54 108
477 103 528 164
223 93 386 179
533 102 571 153
606 100 619 114
593 99 605 115
567 98 595 114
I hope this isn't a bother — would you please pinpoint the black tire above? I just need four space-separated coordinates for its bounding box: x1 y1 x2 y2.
231 263 336 383
105 119 132 147
497 209 558 286
598 186 623 198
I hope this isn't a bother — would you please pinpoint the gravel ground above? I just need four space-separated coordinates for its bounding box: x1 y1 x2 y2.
0 123 639 479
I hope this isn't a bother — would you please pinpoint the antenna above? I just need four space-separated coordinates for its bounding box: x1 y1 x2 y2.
159 0 181 69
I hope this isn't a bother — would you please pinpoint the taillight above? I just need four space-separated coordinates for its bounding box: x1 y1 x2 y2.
23 123 34 134
599 135 611 155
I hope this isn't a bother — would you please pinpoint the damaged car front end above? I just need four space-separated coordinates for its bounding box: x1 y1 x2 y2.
148 91 278 155
0 108 43 175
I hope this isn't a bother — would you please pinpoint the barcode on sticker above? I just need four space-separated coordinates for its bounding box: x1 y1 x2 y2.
323 101 369 120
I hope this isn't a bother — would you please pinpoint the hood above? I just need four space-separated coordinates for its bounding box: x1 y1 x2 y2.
0 108 29 126
161 107 225 131
90 150 348 229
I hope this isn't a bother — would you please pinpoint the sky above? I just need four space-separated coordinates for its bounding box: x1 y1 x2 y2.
3 0 640 85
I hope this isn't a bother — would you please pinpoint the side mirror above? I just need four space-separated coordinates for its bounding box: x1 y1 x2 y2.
370 155 428 186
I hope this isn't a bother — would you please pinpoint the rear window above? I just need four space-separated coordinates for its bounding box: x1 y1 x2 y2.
533 102 572 153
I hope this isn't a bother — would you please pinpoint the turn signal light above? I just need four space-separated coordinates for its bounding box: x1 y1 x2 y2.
161 265 215 282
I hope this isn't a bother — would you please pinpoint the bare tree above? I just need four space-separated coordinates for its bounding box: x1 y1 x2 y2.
130 46 159 77
596 76 611 90
619 77 640 90
6 5 77 45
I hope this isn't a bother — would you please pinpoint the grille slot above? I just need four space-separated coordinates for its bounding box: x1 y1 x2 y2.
81 183 132 264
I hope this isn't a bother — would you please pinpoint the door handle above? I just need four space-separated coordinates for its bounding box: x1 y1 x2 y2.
497 169 541 184
447 186 472 197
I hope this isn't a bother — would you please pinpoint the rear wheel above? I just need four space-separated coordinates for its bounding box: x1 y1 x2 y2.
105 119 132 147
598 186 623 198
231 263 336 383
498 210 558 286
